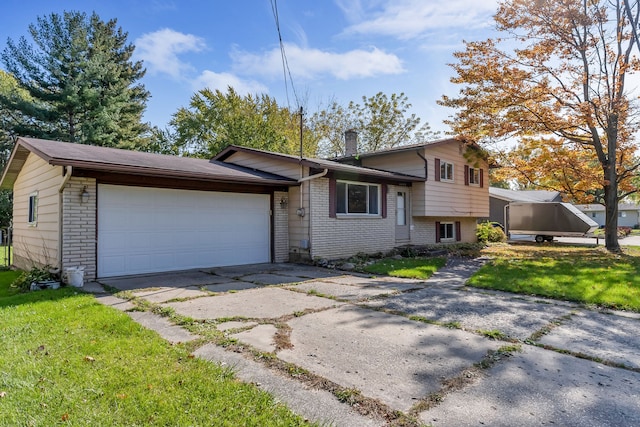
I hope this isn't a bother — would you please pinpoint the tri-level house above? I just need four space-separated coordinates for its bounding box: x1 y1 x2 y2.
1 135 489 279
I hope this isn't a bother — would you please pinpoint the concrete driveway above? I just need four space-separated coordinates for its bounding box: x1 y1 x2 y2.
92 260 640 427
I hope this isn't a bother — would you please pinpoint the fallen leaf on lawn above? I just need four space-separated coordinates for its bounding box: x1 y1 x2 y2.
117 393 127 399
0 391 6 398
40 402 48 408
84 356 95 362
187 354 195 359
61 413 69 421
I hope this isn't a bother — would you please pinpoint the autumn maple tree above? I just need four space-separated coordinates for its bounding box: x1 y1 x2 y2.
440 0 640 252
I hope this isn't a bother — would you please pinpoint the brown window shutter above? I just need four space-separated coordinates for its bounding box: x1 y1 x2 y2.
435 158 441 181
480 168 484 188
329 178 337 218
455 221 461 242
435 221 441 243
381 184 387 218
464 165 469 186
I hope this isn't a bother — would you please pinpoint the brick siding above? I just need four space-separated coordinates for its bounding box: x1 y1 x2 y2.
61 177 96 279
309 178 398 260
273 191 289 262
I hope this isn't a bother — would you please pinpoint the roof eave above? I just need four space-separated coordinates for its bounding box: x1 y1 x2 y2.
62 160 297 186
217 145 423 183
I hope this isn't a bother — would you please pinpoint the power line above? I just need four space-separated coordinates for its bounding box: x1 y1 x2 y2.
270 0 300 110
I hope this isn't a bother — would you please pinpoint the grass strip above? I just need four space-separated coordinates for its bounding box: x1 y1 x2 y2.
470 245 640 311
363 257 446 279
0 273 310 426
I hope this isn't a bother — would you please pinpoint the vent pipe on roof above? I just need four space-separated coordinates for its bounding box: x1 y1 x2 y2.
344 129 358 157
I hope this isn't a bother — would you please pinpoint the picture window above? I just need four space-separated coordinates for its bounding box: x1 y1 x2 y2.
336 181 380 215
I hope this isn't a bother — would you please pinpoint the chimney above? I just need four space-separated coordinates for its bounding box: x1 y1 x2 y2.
344 129 358 157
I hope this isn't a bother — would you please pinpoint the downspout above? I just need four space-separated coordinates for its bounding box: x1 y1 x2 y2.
297 168 329 183
416 152 428 180
297 168 329 216
57 166 73 273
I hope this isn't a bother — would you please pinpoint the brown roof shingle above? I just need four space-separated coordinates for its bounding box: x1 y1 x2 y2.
0 138 297 189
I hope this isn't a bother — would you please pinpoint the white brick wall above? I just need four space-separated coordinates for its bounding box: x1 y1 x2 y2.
309 178 398 260
61 177 96 279
273 191 289 262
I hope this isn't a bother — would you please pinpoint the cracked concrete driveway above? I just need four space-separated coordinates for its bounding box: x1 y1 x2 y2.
94 260 640 427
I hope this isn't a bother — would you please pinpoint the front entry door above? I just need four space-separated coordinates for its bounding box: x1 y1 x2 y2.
396 191 410 241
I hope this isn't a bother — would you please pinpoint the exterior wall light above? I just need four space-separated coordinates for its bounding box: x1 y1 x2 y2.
80 186 90 203
280 197 288 209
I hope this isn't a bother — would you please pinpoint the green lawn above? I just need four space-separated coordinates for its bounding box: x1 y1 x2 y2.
471 244 640 311
0 272 310 426
363 257 446 279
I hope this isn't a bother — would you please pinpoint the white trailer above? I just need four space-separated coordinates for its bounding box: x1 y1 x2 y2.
505 202 599 243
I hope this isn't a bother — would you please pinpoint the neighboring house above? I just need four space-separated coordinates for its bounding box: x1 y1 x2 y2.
1 136 488 280
487 187 563 226
575 203 640 228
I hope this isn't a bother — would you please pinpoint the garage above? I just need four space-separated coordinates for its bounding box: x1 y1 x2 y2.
97 184 270 277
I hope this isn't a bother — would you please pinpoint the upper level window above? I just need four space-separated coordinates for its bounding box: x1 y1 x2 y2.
468 168 480 185
440 161 454 181
28 192 38 225
337 181 380 215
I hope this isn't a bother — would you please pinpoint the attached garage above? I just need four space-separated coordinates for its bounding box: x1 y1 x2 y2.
97 185 271 277
0 138 295 280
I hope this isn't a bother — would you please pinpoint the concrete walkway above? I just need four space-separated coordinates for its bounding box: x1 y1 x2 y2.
88 260 640 427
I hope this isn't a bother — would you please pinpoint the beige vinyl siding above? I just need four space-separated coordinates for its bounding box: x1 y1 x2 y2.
12 153 63 270
224 151 301 179
421 144 488 217
411 181 427 216
360 150 426 178
360 143 489 218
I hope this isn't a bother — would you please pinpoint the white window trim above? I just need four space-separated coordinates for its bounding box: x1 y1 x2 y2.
439 221 455 241
440 161 454 182
468 167 480 186
28 191 38 226
336 180 381 217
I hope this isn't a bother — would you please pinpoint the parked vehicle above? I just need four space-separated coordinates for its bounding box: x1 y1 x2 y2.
505 202 599 243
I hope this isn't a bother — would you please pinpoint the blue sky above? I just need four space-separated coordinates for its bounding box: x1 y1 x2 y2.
1 0 499 134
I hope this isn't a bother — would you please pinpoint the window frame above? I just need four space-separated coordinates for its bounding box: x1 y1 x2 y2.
468 167 480 186
439 161 454 182
439 221 455 241
336 180 381 216
28 191 38 226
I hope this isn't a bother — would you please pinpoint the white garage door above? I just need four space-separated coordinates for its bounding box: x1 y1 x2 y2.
97 185 270 277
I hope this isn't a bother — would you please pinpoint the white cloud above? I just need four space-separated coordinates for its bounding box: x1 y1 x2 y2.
193 71 268 95
334 0 365 21
135 29 206 78
341 0 498 40
231 43 404 80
